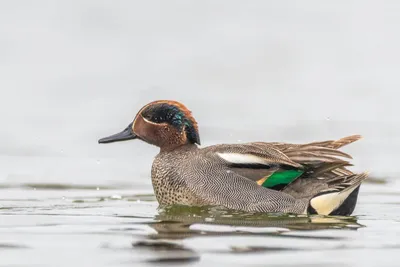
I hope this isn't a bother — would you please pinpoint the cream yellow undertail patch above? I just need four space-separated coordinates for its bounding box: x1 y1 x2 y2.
310 187 357 215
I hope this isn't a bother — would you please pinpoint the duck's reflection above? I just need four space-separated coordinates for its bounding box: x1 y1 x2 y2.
142 205 363 240
130 205 364 262
131 239 200 263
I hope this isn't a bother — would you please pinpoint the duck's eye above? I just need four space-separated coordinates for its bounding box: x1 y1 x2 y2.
149 115 165 124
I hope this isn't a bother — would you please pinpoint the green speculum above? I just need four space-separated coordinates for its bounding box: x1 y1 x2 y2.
261 170 304 188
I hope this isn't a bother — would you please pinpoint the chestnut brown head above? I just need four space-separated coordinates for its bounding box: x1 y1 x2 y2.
98 100 200 150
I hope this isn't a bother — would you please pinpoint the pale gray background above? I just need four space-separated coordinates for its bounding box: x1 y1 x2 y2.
1 2 400 267
1 1 399 188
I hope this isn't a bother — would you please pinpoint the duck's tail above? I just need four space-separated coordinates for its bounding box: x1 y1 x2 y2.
304 134 362 150
307 172 368 215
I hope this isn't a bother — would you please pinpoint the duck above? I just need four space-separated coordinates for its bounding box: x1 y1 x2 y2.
98 100 367 216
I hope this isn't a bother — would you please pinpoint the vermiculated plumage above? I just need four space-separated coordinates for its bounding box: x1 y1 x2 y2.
99 100 367 215
150 135 367 215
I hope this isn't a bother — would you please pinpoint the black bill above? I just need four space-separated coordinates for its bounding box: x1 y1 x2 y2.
98 123 137 144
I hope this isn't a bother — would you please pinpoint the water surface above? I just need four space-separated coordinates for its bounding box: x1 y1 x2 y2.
0 175 399 267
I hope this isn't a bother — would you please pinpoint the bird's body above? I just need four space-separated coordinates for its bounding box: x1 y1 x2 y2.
99 100 367 216
151 144 309 213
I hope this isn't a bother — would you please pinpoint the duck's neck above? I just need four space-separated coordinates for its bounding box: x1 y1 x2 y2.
159 143 198 153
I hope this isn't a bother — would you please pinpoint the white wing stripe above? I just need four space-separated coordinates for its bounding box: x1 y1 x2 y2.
217 153 268 165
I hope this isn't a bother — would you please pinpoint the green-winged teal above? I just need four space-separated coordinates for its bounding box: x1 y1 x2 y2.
99 100 367 216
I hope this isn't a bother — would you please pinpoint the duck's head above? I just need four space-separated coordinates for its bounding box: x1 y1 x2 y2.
98 100 200 150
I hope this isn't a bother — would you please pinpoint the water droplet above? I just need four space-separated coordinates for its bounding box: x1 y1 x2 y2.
96 160 100 165
325 117 331 121
237 139 242 142
110 195 122 200
226 170 232 173
136 199 141 203
96 187 100 191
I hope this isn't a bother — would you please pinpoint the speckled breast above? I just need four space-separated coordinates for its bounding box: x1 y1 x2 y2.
150 155 205 206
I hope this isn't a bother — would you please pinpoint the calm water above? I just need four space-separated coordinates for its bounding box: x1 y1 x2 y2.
1 152 399 267
2 1 400 266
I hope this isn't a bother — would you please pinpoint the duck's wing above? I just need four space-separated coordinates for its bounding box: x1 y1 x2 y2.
263 135 362 188
202 143 304 188
263 135 361 165
266 135 362 151
202 135 360 190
